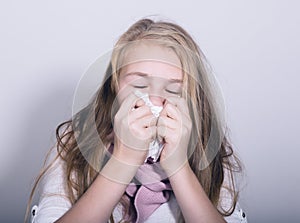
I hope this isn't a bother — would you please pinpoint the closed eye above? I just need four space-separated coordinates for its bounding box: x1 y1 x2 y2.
165 89 182 95
132 85 147 89
165 82 182 95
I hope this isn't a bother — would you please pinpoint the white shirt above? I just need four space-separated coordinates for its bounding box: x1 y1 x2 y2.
30 149 248 223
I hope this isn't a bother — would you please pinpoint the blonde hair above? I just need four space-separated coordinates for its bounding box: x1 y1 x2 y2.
25 18 242 223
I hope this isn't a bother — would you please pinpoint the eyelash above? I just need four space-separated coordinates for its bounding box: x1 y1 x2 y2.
132 86 181 95
133 85 147 89
166 89 181 95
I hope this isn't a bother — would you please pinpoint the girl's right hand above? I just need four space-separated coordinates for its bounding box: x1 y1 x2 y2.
113 92 157 166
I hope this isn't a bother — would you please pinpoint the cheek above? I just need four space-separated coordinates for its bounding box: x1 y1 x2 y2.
116 80 132 104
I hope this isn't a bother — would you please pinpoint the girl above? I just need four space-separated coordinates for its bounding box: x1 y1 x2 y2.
26 18 248 223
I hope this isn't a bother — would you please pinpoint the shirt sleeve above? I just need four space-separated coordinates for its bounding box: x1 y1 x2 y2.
220 168 248 223
223 202 248 223
30 148 72 223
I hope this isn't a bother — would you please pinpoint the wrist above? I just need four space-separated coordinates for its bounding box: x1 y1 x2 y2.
160 152 189 177
113 141 148 165
168 162 192 182
100 155 140 184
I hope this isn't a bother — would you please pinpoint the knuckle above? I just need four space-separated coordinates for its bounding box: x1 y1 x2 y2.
114 112 120 122
186 121 192 130
165 103 172 110
121 118 128 127
169 135 178 145
129 122 139 133
182 125 191 135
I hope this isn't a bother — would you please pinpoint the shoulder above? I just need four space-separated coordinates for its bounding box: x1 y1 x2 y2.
30 147 71 223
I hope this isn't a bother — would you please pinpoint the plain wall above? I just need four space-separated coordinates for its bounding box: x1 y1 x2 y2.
1 0 299 222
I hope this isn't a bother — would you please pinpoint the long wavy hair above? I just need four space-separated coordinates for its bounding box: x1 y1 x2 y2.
26 18 242 223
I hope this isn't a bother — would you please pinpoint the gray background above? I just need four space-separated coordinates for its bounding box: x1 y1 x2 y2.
1 0 299 222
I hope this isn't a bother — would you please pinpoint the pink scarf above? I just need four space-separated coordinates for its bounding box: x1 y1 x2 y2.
125 162 173 223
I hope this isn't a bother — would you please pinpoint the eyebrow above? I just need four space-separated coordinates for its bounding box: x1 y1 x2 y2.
124 72 183 83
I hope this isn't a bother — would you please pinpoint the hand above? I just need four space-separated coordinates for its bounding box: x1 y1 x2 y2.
113 92 158 166
157 97 192 175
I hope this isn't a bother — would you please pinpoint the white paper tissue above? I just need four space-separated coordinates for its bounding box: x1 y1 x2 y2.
134 90 164 163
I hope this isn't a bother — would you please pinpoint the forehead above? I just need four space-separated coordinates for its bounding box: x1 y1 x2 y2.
120 42 183 80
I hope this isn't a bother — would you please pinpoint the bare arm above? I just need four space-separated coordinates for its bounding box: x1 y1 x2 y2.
56 93 155 223
55 155 139 223
157 97 226 222
169 163 226 223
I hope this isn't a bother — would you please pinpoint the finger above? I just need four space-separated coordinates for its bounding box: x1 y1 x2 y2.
160 102 180 120
156 125 166 143
134 98 145 109
157 125 177 143
136 114 158 128
176 98 192 126
165 96 179 107
157 115 178 130
145 125 157 142
164 97 191 125
176 97 190 115
118 92 139 115
131 105 153 120
166 96 189 115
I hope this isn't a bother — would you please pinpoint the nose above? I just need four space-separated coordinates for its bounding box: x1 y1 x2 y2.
149 95 165 107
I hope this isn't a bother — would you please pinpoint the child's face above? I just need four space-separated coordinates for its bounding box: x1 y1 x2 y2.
117 43 183 106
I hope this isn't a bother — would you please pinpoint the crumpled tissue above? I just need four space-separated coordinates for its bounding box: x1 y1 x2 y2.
134 90 164 163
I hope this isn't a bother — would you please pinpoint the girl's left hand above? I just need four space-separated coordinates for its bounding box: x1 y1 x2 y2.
157 97 192 176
